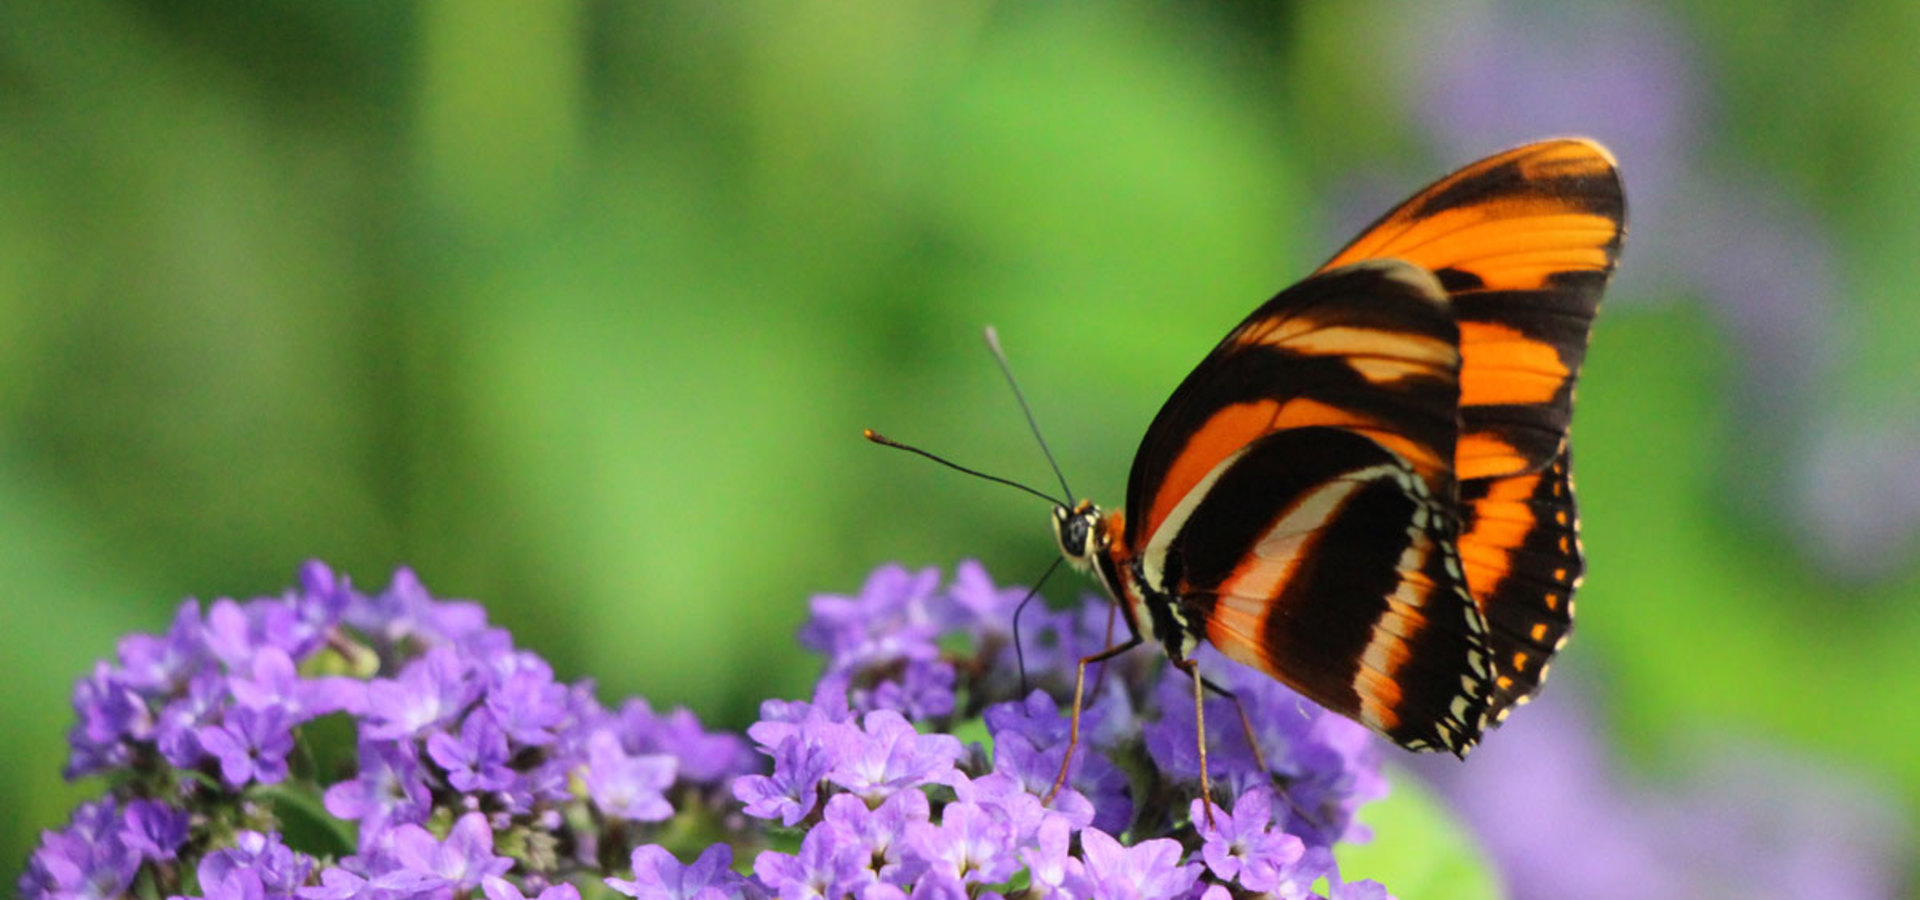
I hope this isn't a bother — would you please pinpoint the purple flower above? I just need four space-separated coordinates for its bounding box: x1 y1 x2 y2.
231 646 366 719
1078 829 1203 900
586 730 679 822
903 800 1017 886
755 824 866 900
947 559 1029 630
389 812 514 891
982 692 1124 833
607 844 759 900
798 566 960 718
198 830 314 899
826 710 962 801
154 669 227 769
198 704 297 787
200 867 267 900
114 601 209 691
866 658 956 721
817 791 928 886
1193 789 1305 893
18 800 140 900
364 646 480 740
1020 814 1090 899
348 566 490 647
735 735 833 826
120 799 191 863
799 565 944 659
427 708 516 793
323 737 433 837
69 666 153 761
485 662 569 747
952 772 1081 847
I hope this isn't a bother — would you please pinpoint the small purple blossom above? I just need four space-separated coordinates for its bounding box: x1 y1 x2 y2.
428 708 517 793
198 704 297 788
754 825 866 900
904 800 1018 886
120 799 191 863
617 698 758 784
818 791 927 886
826 710 963 800
389 812 514 891
1079 829 1203 900
607 844 759 900
323 736 433 837
363 646 480 740
485 663 569 746
585 731 679 822
735 735 833 826
199 830 314 899
1193 789 1306 893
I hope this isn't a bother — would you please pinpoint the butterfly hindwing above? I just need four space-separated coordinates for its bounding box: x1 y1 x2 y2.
1122 260 1497 754
1458 446 1582 720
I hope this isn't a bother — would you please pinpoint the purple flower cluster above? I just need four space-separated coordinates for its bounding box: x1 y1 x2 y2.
23 562 753 900
23 560 1394 900
736 561 1392 899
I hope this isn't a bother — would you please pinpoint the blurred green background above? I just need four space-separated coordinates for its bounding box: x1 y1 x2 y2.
4 1 1917 893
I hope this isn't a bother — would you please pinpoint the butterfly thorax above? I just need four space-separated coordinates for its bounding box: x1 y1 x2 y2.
1052 501 1198 662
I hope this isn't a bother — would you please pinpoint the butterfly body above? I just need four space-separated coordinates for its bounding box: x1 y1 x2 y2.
1058 139 1624 757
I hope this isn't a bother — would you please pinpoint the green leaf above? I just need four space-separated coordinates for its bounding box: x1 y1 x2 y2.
1334 765 1501 900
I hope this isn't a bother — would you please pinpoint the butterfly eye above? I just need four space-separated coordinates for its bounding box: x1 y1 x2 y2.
1051 506 1092 561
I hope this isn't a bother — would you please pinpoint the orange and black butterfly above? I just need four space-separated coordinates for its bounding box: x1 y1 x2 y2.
873 138 1623 781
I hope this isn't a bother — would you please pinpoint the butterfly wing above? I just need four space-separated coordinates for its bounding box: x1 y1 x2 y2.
1319 137 1623 482
1124 259 1496 754
1319 138 1623 720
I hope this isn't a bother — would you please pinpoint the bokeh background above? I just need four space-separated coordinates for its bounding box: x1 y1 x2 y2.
3 2 1916 896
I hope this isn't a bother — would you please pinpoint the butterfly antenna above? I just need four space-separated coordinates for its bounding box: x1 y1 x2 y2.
862 430 1065 507
983 326 1075 502
1010 556 1065 695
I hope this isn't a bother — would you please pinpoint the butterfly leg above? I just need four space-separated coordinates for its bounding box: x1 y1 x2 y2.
1044 630 1143 807
1172 657 1225 829
1200 675 1330 834
1089 602 1120 697
1197 674 1270 776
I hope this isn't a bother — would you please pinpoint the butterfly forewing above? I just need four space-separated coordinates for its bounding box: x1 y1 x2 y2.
1124 259 1466 553
1319 138 1623 482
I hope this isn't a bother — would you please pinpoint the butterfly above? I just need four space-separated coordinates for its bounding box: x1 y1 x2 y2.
872 137 1624 808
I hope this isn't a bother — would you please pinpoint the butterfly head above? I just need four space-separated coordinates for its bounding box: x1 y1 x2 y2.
1051 500 1108 574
